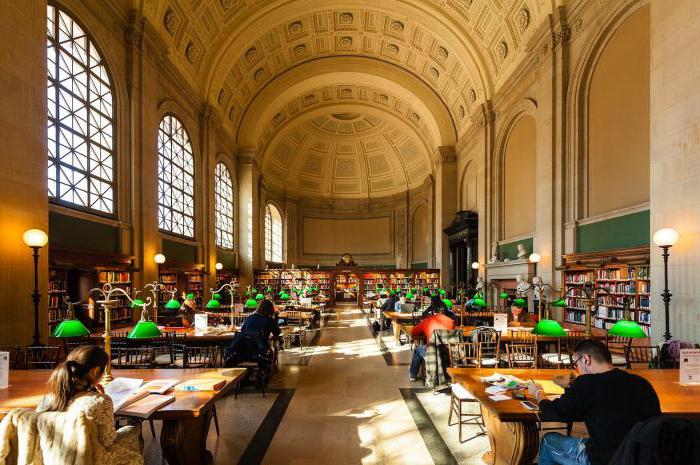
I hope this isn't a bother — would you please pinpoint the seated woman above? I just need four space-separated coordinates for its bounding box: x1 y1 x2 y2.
241 299 281 340
37 345 143 465
508 301 539 326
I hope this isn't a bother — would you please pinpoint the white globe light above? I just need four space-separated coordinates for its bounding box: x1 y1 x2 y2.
653 228 679 247
153 253 166 264
23 229 48 248
529 253 542 263
471 262 480 270
215 262 224 271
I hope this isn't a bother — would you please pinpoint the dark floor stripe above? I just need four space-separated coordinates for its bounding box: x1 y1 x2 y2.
399 388 460 465
361 308 410 366
237 388 295 465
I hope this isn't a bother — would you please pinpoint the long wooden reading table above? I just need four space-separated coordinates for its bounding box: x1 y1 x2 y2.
0 368 246 465
447 367 700 465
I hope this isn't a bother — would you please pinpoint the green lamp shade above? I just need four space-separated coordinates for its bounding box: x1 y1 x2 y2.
266 287 272 293
186 293 195 300
423 287 430 293
411 288 417 293
439 289 447 296
213 293 222 301
431 293 438 298
252 288 258 294
474 293 483 300
532 319 567 337
246 291 251 297
472 298 486 307
608 320 647 338
127 320 162 339
130 299 145 309
552 298 568 308
165 298 181 309
390 290 397 295
255 293 265 301
405 292 414 300
279 292 290 300
513 298 527 307
500 292 509 299
52 319 90 338
205 298 221 309
442 299 453 309
244 298 258 308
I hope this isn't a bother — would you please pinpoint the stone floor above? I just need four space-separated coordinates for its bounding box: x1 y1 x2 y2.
143 306 491 465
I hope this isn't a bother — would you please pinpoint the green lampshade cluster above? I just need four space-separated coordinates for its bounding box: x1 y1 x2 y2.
205 298 221 309
472 297 486 307
532 319 566 337
165 298 181 309
442 298 453 309
52 319 90 338
513 298 527 307
244 298 258 308
405 292 414 300
552 298 568 308
255 293 265 301
279 292 290 301
128 320 162 339
608 319 647 338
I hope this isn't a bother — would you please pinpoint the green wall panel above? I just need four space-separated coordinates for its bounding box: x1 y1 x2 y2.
498 237 533 261
411 262 429 270
49 212 118 254
216 248 236 269
577 210 650 253
162 238 196 265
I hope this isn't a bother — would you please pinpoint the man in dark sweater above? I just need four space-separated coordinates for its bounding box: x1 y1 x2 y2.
528 339 661 465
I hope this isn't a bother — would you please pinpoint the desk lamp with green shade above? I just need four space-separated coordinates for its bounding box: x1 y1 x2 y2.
608 296 647 338
51 297 90 338
128 299 161 339
208 280 239 329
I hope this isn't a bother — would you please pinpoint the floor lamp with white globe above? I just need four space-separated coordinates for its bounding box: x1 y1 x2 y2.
23 229 49 346
653 228 679 341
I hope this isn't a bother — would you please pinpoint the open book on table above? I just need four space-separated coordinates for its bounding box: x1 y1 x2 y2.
105 377 177 418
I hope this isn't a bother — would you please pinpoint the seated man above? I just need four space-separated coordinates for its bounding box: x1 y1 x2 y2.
528 339 661 465
408 308 455 381
508 300 538 326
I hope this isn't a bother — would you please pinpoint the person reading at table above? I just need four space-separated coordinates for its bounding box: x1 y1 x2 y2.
241 299 281 340
528 339 661 465
409 305 456 381
508 300 538 326
37 345 143 465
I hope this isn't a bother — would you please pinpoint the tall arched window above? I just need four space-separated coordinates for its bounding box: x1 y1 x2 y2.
214 162 234 249
157 115 195 238
264 204 283 263
47 5 114 214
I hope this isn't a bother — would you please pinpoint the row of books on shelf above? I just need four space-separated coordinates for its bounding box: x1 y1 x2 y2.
49 280 67 292
596 266 649 281
597 282 639 295
98 271 131 283
566 272 593 284
565 310 651 327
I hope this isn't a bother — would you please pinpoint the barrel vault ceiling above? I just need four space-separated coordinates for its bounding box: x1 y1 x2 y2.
140 0 555 199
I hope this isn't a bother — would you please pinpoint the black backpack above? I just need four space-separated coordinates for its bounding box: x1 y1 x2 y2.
372 320 381 335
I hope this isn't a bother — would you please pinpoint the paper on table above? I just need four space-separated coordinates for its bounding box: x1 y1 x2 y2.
485 385 507 395
104 377 145 411
536 380 565 396
489 394 511 402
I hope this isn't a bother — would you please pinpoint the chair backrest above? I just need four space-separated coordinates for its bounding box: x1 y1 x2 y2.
447 342 479 368
563 331 586 353
508 330 536 344
606 335 632 355
184 345 221 367
474 327 499 343
24 346 60 369
0 346 23 369
475 329 500 366
112 346 154 368
625 345 660 368
286 310 304 326
506 343 537 368
231 314 248 326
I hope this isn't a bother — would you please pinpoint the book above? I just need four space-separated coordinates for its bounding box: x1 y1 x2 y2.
116 394 175 419
104 377 146 411
141 379 179 394
174 378 227 391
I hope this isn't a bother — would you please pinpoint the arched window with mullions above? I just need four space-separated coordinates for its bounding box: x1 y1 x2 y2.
214 162 234 249
264 204 283 263
47 5 115 214
157 115 195 238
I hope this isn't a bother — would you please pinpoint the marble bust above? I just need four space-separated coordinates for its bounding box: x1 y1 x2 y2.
517 243 527 259
488 244 498 264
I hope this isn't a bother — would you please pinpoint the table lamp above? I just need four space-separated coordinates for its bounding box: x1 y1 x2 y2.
165 297 181 310
205 297 222 309
472 295 486 307
51 299 89 338
608 320 647 338
442 298 453 309
245 298 258 309
128 303 162 339
532 319 566 337
255 293 265 301
513 297 527 307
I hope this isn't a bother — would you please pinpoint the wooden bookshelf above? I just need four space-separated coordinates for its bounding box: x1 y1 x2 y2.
186 271 205 308
254 269 281 294
48 268 68 331
561 247 651 335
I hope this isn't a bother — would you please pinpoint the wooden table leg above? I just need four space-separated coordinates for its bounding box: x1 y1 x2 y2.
160 405 215 465
393 321 401 343
481 407 539 465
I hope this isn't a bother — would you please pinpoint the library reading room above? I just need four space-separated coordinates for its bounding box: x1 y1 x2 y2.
1 0 700 464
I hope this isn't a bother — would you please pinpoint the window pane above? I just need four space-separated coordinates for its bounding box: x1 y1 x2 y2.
215 162 235 249
47 6 114 214
157 115 195 238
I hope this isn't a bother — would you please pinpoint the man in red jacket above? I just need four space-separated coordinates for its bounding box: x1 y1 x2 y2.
409 308 456 381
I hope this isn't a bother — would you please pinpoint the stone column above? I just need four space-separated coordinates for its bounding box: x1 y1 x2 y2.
434 146 459 287
198 104 218 294
237 150 261 285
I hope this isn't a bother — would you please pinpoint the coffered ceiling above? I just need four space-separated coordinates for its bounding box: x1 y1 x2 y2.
139 0 553 198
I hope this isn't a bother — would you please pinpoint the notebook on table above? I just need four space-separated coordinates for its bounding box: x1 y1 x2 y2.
174 378 227 391
116 394 176 418
105 377 179 418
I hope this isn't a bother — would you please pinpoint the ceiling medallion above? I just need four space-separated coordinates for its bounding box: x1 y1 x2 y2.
331 113 361 121
303 94 316 105
339 12 354 24
340 36 353 47
428 67 440 79
288 21 303 35
228 107 235 121
437 46 449 60
163 9 177 35
185 41 198 64
254 68 265 82
293 43 307 56
518 9 530 31
217 89 227 105
391 21 405 33
245 47 259 62
497 41 509 59
387 44 400 55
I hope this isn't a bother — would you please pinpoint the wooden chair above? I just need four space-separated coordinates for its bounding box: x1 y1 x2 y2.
112 347 155 368
625 345 660 369
503 331 537 368
285 310 307 348
24 346 60 369
445 342 486 442
231 314 248 327
176 345 221 368
474 328 501 368
541 331 586 368
606 335 633 367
